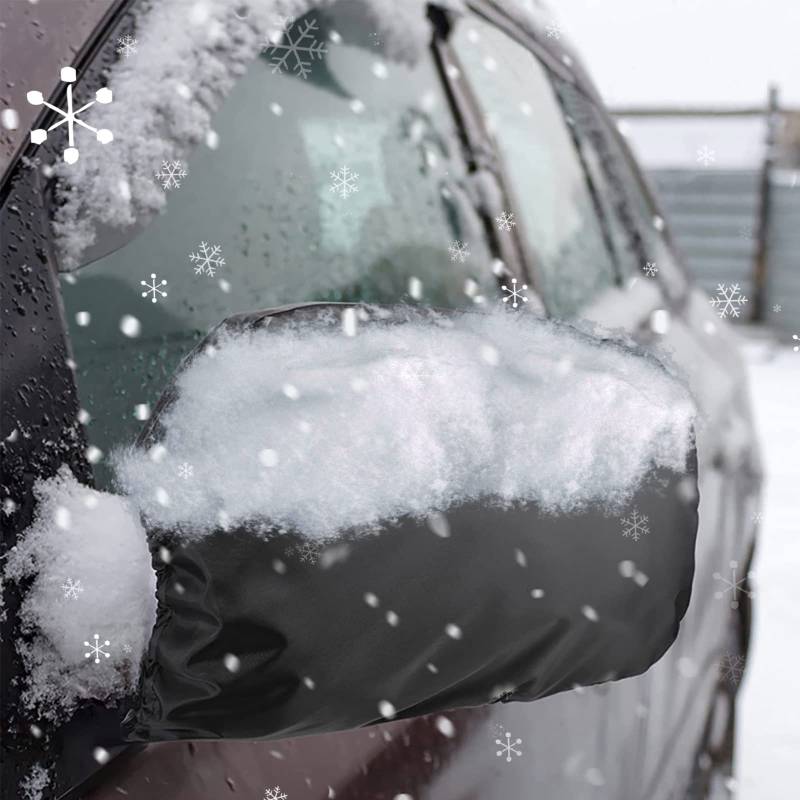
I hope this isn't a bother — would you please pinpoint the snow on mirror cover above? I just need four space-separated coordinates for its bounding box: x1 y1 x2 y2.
4 308 697 732
116 308 696 538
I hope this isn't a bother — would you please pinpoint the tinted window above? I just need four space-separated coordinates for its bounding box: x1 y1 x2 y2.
60 6 497 488
451 17 618 319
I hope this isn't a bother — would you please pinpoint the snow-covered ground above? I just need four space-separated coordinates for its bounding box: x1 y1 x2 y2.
735 334 800 799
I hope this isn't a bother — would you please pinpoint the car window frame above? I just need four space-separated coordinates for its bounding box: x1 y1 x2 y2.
430 7 541 298
454 3 636 318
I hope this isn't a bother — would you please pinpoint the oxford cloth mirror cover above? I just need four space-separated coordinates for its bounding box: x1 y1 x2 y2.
122 304 699 742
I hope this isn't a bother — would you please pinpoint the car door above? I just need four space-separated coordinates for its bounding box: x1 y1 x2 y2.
1 2 522 798
447 7 761 798
1 4 738 800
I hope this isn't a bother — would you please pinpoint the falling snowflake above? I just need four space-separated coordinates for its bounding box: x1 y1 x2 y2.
116 34 138 58
696 145 716 167
545 22 563 40
84 633 111 664
620 509 649 542
751 510 763 524
61 578 83 599
293 540 323 564
793 334 800 352
329 166 359 199
495 731 523 762
501 277 528 309
709 283 748 319
738 224 754 241
122 643 133 654
642 262 658 277
719 653 746 685
448 240 470 263
189 242 226 277
264 17 327 80
27 66 113 164
263 788 287 800
495 211 516 232
141 273 168 303
177 462 194 480
155 160 187 190
773 304 782 313
713 560 754 610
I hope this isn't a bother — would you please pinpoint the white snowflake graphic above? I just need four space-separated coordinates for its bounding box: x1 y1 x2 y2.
189 242 226 277
696 145 716 167
177 462 194 480
329 166 359 199
141 273 168 303
719 653 745 685
448 240 470 263
620 509 649 542
27 66 113 164
495 731 523 762
61 578 83 599
642 262 658 277
122 643 133 654
116 34 138 58
264 17 327 80
709 283 748 319
293 540 323 564
84 633 111 664
495 211 516 232
773 304 782 313
501 277 528 309
263 787 287 800
713 560 754 610
155 160 187 190
545 22 563 40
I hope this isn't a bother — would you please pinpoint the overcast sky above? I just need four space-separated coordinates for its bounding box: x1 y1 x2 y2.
550 0 800 108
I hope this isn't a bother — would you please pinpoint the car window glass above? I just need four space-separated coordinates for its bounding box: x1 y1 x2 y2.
556 83 690 298
555 84 643 279
451 17 618 319
59 5 497 489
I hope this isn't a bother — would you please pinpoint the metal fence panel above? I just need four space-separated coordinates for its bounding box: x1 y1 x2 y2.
765 175 800 331
649 168 799 331
651 169 760 323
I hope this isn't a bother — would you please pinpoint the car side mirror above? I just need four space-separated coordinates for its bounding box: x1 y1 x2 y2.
114 302 698 741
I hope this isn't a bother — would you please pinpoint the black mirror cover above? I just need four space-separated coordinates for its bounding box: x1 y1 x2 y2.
124 304 698 742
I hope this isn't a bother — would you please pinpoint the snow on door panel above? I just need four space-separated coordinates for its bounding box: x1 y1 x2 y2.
451 16 618 319
58 5 496 489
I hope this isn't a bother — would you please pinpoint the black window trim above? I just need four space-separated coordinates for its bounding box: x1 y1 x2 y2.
462 1 628 291
464 0 692 309
429 6 543 297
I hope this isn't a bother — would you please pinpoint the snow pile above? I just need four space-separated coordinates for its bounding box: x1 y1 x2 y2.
115 310 696 540
20 764 50 800
52 0 443 269
2 469 156 720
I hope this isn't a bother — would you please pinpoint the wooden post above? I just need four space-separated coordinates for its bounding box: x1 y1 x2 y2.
751 85 779 322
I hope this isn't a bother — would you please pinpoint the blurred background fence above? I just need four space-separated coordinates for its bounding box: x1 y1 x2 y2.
612 87 799 332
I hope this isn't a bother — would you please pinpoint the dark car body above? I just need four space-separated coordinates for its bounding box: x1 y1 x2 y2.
1 1 761 799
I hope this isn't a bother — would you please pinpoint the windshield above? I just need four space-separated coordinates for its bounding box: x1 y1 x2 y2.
60 5 498 488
